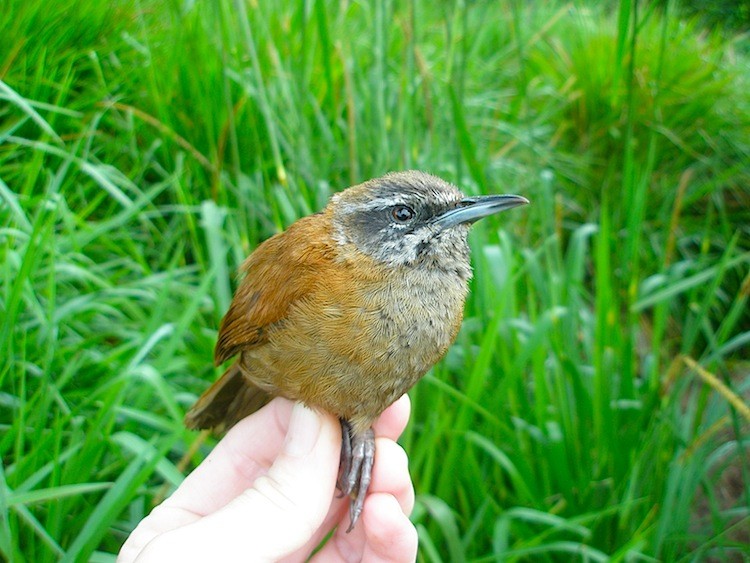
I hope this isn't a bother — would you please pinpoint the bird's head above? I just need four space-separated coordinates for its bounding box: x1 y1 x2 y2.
328 171 528 276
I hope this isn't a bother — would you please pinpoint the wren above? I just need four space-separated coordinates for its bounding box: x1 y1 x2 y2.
185 170 529 530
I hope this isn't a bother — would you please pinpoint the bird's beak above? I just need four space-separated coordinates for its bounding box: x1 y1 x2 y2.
433 194 529 229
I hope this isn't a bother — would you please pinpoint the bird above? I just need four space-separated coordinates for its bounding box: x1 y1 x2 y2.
184 170 528 531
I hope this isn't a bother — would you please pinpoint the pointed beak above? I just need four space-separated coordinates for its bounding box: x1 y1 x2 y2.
433 194 530 229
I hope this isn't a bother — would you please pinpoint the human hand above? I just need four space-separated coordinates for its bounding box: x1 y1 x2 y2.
118 395 417 562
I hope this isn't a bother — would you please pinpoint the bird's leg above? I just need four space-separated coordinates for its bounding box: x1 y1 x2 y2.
336 419 375 532
336 419 352 497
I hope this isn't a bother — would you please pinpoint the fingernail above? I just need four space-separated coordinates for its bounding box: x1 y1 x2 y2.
284 403 322 457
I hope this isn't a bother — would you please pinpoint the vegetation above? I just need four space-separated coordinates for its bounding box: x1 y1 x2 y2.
1 0 748 560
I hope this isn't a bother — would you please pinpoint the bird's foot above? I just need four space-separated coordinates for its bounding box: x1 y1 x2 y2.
337 420 375 532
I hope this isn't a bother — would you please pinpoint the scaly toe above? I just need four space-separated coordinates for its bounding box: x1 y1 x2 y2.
346 428 375 532
337 419 353 496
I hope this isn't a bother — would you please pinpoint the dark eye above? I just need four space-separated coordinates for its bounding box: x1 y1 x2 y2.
391 205 415 223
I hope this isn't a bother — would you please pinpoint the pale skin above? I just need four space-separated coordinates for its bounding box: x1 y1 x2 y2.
118 395 418 562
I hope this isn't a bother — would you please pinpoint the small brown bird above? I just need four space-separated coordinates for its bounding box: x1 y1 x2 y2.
185 171 528 530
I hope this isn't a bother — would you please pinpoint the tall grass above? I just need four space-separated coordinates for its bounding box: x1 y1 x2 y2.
1 0 748 560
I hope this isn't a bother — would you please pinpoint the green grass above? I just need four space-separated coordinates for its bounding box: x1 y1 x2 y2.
1 0 749 560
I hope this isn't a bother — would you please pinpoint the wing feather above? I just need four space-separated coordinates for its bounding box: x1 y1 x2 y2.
214 214 335 364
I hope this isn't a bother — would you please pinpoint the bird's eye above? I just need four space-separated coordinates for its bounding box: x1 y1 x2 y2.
391 205 415 223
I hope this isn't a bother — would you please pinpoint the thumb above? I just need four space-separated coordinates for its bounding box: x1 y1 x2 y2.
240 401 342 537
146 403 341 562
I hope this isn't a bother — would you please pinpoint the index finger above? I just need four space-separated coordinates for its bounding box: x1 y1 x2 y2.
372 394 411 441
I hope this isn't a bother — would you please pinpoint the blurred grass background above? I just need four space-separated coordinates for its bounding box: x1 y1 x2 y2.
1 0 749 560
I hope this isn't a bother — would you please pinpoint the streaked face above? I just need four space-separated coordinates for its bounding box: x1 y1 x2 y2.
330 171 472 275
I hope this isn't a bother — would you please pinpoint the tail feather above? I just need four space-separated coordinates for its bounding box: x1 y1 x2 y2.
185 363 271 432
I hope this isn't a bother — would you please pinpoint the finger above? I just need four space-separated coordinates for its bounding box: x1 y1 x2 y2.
134 403 342 561
296 399 413 554
285 432 414 560
308 436 415 561
167 397 295 515
118 399 312 563
285 428 415 558
372 394 411 441
361 494 418 562
278 497 349 563
311 493 417 563
285 432 412 559
369 438 415 516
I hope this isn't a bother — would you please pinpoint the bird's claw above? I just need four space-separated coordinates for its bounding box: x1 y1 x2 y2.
337 420 375 532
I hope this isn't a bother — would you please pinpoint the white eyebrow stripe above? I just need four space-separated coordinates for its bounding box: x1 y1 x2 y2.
353 191 460 211
360 196 411 209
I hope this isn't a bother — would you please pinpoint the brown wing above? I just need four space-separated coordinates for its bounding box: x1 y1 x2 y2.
184 362 272 430
214 213 335 364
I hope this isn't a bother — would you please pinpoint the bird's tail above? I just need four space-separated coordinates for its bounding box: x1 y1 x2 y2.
184 362 272 432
